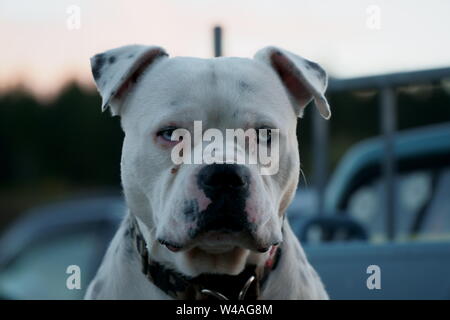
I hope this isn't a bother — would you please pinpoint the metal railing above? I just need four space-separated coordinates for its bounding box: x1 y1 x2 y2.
315 67 450 240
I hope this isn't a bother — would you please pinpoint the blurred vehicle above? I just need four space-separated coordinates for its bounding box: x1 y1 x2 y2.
287 188 318 233
298 123 450 299
327 122 450 242
0 194 125 299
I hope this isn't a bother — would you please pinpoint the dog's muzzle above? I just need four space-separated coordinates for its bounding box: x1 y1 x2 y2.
157 163 280 252
193 164 252 235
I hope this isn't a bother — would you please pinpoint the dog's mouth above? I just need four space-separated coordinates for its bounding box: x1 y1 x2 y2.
158 231 279 254
157 239 184 252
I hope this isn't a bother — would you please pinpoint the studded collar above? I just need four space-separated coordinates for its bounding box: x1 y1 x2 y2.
129 217 281 300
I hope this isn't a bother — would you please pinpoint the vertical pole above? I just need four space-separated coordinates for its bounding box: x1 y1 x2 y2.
213 26 222 57
380 87 397 241
312 105 329 216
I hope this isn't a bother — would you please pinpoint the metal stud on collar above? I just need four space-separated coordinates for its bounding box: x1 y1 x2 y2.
238 275 256 300
200 289 229 300
200 275 256 300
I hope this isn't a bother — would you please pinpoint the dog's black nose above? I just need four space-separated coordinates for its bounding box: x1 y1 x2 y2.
198 164 249 191
194 164 252 235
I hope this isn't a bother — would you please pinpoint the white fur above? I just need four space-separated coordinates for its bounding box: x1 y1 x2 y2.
85 45 330 300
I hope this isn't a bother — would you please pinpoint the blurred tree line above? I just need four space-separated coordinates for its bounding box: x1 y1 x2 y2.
0 81 449 227
0 84 123 189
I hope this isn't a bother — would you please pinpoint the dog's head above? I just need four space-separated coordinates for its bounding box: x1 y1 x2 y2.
90 45 330 276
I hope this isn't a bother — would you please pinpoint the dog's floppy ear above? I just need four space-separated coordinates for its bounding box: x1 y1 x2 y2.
90 45 168 116
254 46 331 119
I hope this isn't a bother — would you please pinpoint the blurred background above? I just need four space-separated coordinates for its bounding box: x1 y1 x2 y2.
0 0 449 299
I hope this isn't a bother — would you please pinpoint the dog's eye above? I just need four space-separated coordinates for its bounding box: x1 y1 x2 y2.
157 127 179 142
257 127 272 144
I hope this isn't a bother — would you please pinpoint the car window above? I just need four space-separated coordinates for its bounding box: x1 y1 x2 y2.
420 168 450 239
345 168 448 242
0 228 101 299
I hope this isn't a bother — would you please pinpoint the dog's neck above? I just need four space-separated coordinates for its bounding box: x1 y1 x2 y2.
127 215 281 300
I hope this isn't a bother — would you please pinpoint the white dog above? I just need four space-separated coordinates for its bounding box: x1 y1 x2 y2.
85 45 330 300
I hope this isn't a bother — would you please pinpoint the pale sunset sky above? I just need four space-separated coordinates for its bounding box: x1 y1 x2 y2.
1 0 450 98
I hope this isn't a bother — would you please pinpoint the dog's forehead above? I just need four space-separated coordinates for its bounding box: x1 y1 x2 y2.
126 56 294 125
147 56 284 101
154 56 274 87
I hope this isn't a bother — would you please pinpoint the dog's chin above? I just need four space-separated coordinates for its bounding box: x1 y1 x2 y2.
173 236 272 277
196 243 237 254
181 246 251 276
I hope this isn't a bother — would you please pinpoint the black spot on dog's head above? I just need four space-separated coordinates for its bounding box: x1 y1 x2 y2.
108 56 116 64
208 63 217 85
184 199 199 222
238 80 252 92
304 60 325 81
92 53 106 80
